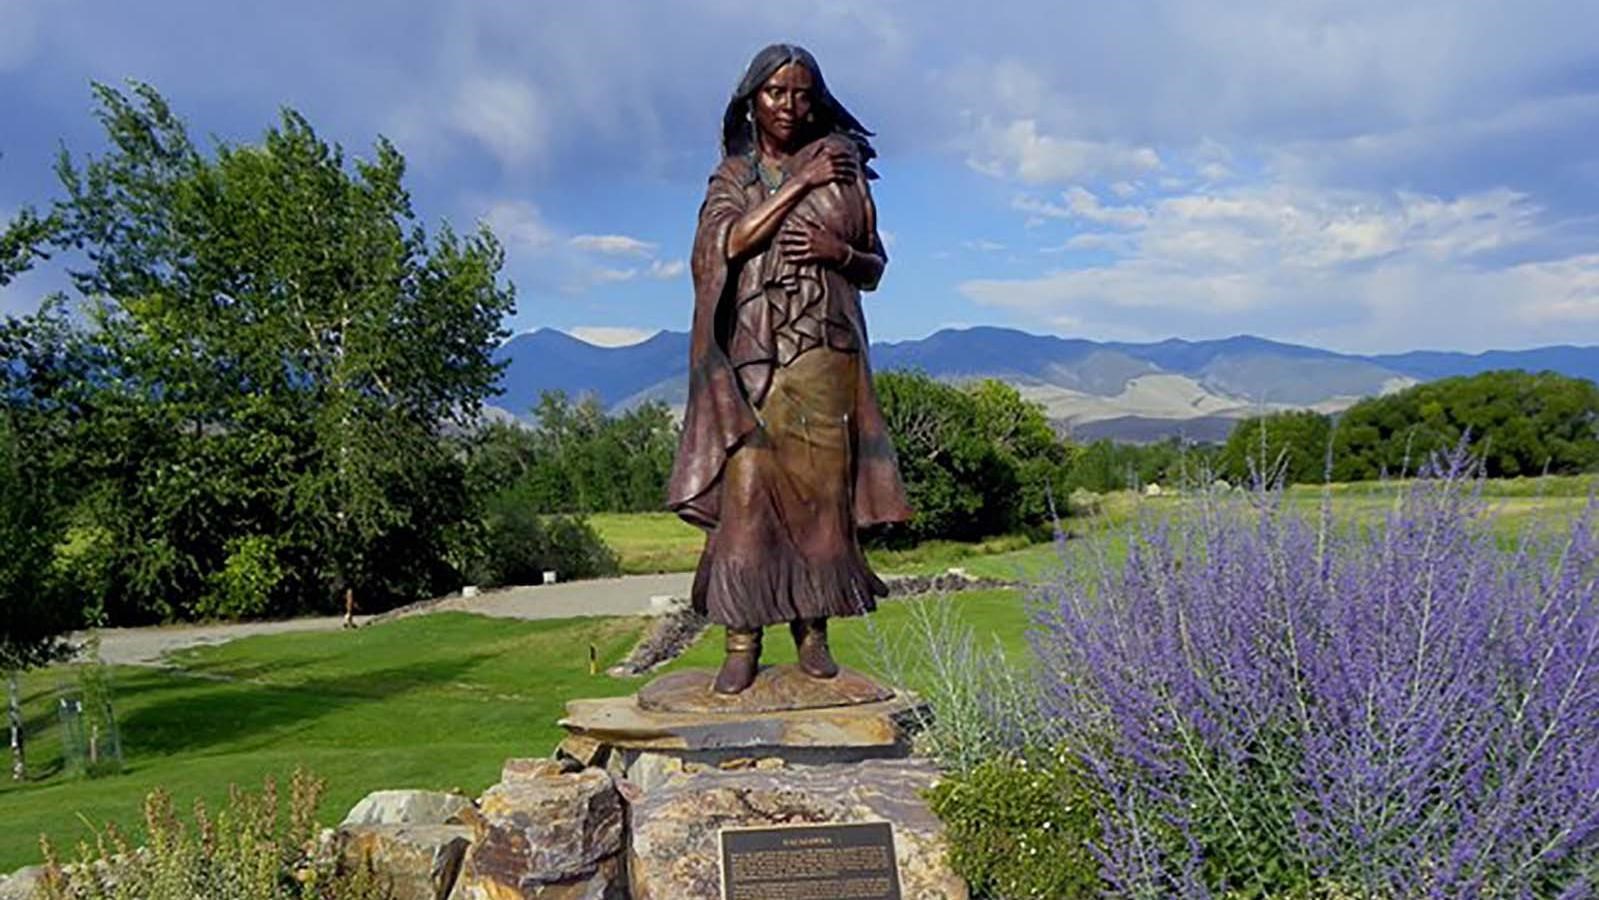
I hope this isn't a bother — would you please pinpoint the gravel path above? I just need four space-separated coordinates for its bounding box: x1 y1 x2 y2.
82 572 695 666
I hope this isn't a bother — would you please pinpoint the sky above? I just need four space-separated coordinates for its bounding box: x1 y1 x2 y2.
3 0 1598 354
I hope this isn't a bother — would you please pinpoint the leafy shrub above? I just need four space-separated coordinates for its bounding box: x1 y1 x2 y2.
198 534 286 620
1032 451 1599 896
1217 409 1332 486
33 769 386 900
927 750 1102 899
472 481 619 587
873 371 1074 544
1066 487 1104 517
1229 369 1599 486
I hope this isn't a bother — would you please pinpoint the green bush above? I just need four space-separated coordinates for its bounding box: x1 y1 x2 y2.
34 769 387 900
926 750 1103 899
473 482 620 587
873 371 1075 544
198 535 286 620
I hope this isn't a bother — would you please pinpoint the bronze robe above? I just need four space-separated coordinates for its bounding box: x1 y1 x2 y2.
667 134 912 628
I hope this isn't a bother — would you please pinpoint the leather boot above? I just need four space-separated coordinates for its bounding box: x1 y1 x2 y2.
791 617 840 679
713 627 762 694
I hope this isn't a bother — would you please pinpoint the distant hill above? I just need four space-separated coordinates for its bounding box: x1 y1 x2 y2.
491 327 1599 443
493 329 689 417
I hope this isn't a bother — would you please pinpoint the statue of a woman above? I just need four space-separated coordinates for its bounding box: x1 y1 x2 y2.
667 43 913 695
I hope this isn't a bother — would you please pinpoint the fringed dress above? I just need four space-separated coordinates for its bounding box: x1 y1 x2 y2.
666 133 913 630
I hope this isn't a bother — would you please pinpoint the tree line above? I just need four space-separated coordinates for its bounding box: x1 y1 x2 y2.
1217 370 1599 484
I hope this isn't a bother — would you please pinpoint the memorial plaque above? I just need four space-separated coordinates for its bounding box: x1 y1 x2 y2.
719 821 901 900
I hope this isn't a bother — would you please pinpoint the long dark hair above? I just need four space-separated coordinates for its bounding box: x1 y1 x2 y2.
720 43 878 179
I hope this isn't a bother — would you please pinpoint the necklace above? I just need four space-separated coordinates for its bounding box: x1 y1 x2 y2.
753 154 786 193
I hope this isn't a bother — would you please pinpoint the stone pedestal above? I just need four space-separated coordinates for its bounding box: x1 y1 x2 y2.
556 665 965 898
558 665 927 791
627 759 968 900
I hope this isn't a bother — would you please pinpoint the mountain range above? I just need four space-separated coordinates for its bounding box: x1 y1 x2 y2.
490 327 1599 444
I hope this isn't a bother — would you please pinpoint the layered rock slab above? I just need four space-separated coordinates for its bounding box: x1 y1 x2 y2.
450 760 625 899
627 758 967 900
340 825 471 900
561 664 925 754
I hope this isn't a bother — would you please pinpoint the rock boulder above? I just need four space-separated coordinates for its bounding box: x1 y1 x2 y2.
341 789 473 828
339 824 471 900
628 758 967 900
451 764 625 899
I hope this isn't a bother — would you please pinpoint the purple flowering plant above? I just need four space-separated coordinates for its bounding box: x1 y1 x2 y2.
1030 448 1598 897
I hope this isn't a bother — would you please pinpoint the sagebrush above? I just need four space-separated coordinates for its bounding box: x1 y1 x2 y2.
33 769 387 900
1032 453 1599 896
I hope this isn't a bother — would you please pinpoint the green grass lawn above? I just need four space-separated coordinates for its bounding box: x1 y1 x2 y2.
590 476 1592 583
0 613 643 872
589 511 1061 579
0 591 1031 873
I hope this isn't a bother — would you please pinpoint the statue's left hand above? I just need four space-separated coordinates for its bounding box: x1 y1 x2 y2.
777 215 850 268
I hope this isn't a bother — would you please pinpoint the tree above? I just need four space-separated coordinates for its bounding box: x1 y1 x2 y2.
1219 410 1333 485
1329 371 1599 482
873 371 1076 543
0 303 86 779
11 81 515 622
1062 437 1218 494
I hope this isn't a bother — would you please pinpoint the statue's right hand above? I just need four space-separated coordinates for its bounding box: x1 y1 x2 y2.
798 144 857 189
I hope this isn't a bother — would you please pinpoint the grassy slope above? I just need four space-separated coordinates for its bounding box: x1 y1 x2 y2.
0 591 1035 872
0 614 643 871
589 511 1064 578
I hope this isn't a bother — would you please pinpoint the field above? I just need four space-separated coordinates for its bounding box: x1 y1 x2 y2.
2 475 1591 874
0 592 1029 872
587 512 1051 577
593 474 1595 580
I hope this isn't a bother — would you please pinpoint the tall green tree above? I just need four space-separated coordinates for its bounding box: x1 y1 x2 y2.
14 81 514 623
873 371 1076 542
484 392 679 514
1218 409 1333 486
0 302 85 779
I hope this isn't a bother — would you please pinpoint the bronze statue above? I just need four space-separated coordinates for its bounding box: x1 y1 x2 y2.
667 43 913 695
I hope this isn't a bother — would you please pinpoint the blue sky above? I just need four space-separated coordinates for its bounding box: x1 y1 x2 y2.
3 0 1597 354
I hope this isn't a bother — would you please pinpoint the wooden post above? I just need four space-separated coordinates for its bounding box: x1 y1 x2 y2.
589 644 598 676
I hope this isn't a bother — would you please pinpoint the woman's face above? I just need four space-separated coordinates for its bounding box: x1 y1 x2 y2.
752 62 815 150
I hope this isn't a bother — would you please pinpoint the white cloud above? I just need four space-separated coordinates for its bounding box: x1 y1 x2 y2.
647 259 685 279
567 326 658 347
1014 188 1150 229
963 239 1006 253
452 76 549 168
1514 254 1599 324
966 177 1583 351
967 119 1161 184
482 200 556 250
589 267 638 285
570 234 658 257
